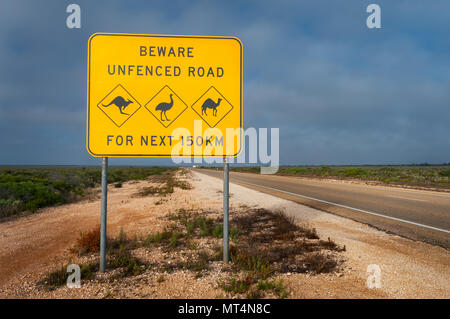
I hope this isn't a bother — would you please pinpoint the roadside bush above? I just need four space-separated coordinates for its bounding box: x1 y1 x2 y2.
303 253 337 274
220 277 251 294
0 166 174 219
109 247 146 278
39 262 98 290
0 198 22 217
439 169 450 177
72 227 100 255
340 167 369 177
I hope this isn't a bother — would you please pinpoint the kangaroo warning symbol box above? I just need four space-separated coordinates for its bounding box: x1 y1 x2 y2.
97 84 142 128
86 33 242 157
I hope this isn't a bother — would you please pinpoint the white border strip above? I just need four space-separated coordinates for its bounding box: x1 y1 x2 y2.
233 179 450 235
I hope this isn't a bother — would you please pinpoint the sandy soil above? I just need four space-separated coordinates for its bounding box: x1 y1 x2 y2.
0 170 448 298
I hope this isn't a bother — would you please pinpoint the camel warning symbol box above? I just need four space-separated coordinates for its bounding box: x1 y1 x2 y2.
191 86 234 128
87 33 242 157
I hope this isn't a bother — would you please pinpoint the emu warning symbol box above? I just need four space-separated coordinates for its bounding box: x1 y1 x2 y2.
86 33 242 157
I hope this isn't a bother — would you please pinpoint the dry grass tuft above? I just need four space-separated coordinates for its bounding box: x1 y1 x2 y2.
135 171 192 197
303 252 338 274
230 208 344 275
71 226 100 255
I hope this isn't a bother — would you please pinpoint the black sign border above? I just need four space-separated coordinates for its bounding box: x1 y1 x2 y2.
87 33 243 157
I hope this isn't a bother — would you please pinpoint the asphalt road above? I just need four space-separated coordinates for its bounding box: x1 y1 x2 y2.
195 169 450 248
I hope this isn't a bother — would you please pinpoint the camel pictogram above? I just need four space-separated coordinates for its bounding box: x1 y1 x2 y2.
201 98 222 116
102 96 133 115
155 94 174 121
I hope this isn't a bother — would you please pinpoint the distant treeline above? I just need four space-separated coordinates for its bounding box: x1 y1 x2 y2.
0 166 174 219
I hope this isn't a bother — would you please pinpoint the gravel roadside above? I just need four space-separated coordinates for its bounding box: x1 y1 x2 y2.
0 169 448 298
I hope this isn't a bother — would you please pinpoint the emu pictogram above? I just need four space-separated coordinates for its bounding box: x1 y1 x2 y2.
155 94 174 121
201 98 222 116
102 96 133 115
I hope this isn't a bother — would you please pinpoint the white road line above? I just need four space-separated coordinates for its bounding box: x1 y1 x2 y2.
232 179 450 235
386 195 427 202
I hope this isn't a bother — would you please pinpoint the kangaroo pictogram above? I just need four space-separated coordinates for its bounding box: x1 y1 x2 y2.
201 98 222 116
103 96 133 115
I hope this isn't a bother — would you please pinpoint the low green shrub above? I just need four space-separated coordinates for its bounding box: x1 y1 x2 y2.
0 166 174 219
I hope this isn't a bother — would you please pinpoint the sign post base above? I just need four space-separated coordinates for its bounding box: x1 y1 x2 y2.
100 157 108 272
223 158 229 263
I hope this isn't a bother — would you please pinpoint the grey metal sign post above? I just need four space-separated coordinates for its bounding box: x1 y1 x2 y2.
87 34 242 269
99 157 108 272
223 158 229 263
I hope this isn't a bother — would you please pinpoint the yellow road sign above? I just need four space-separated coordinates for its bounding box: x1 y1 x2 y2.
86 33 242 157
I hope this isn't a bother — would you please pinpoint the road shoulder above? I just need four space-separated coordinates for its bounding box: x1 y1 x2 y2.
193 171 450 298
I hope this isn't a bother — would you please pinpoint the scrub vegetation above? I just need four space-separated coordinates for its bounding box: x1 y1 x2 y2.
41 205 344 298
0 166 175 219
134 171 192 198
39 228 147 290
222 165 450 190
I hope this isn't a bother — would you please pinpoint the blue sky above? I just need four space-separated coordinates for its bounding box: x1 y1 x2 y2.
0 0 449 166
